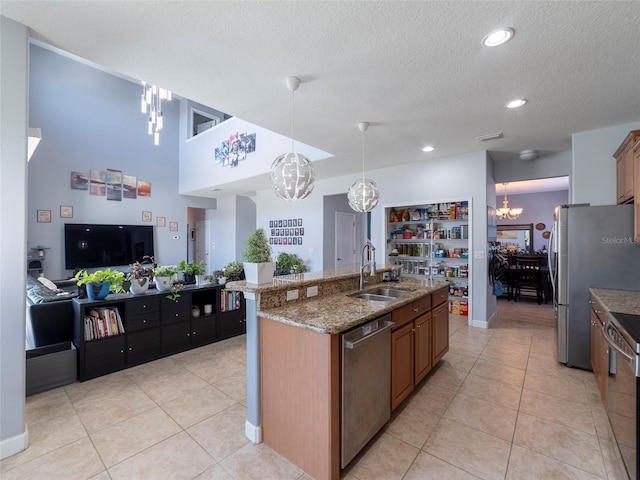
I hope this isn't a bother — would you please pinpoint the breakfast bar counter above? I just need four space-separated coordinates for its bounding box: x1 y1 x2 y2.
226 268 448 480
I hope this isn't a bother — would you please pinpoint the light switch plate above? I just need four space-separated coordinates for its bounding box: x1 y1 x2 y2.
286 289 299 301
307 285 318 297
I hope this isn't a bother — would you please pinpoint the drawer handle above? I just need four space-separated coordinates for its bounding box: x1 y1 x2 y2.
128 347 132 351
192 331 196 335
143 305 146 309
413 308 419 312
120 350 124 354
143 319 147 324
175 313 179 317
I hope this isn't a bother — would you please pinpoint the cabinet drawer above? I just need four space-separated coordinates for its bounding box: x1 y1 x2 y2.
161 293 191 310
161 307 191 325
126 312 160 332
431 287 448 307
392 295 431 328
127 297 160 316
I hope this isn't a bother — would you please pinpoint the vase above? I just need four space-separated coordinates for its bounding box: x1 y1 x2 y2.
87 282 110 301
243 262 276 285
129 278 149 295
155 276 172 292
195 274 207 287
184 273 195 285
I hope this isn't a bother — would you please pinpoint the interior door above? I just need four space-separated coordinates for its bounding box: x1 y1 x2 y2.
335 212 356 269
196 220 210 273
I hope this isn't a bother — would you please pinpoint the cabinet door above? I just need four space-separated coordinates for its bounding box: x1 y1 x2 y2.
414 312 432 384
624 143 634 201
191 316 216 347
161 322 191 355
391 322 414 411
83 335 125 381
126 328 161 366
617 154 626 204
217 310 246 341
432 303 449 364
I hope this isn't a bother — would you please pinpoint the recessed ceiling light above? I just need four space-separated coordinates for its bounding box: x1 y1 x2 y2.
482 28 514 47
422 146 435 152
505 99 527 109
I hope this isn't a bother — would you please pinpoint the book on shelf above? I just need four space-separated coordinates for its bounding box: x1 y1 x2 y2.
84 306 124 340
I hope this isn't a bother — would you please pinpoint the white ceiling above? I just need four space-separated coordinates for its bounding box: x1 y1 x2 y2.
2 1 639 196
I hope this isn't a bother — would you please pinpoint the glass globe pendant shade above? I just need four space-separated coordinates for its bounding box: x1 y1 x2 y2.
348 178 379 212
271 152 316 201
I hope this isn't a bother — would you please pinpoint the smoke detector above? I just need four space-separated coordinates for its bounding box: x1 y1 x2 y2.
519 149 538 161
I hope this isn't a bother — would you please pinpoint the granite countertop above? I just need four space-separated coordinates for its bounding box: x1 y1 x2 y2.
258 278 449 335
590 288 640 315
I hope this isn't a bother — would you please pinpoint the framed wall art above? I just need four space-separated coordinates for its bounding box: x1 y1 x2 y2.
156 216 166 227
169 221 178 232
142 211 152 222
37 210 51 223
60 205 73 218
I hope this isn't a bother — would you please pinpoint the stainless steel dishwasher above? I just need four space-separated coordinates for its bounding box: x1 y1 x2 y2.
341 314 394 468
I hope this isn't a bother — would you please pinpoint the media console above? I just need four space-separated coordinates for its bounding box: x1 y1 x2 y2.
72 284 245 381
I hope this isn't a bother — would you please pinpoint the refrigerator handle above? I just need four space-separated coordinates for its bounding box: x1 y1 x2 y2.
548 223 556 306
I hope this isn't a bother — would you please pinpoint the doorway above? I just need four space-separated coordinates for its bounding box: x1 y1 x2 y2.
335 211 356 269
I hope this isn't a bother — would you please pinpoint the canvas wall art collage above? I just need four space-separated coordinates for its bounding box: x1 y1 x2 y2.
70 169 151 200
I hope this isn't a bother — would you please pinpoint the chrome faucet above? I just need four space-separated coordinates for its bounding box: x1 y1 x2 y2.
359 240 377 290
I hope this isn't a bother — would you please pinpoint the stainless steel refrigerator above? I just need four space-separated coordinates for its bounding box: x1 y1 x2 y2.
550 203 640 370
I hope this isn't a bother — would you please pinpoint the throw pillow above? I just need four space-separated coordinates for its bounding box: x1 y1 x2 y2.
37 277 58 291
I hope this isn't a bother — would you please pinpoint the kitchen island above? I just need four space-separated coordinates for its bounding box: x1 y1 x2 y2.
227 268 448 480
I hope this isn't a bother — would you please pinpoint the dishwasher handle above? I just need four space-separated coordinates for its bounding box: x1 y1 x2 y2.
345 320 394 349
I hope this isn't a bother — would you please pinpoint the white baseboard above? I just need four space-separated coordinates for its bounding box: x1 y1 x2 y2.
245 420 262 444
471 318 489 329
0 424 28 460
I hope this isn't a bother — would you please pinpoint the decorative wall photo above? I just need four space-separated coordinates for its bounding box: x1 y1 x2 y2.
37 209 51 223
60 205 73 218
142 211 152 222
156 216 166 227
138 180 151 197
123 175 137 199
90 170 106 196
106 169 122 201
214 131 256 167
71 171 88 190
169 221 178 232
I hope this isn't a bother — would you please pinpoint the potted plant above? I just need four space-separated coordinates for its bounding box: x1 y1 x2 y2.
126 261 154 295
222 261 245 282
243 228 275 284
74 268 125 300
275 252 308 275
154 265 177 292
178 260 206 285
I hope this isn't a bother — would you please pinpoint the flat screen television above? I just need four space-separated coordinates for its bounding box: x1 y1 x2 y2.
64 223 154 270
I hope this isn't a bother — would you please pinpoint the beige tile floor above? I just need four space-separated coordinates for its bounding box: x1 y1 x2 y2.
1 299 624 480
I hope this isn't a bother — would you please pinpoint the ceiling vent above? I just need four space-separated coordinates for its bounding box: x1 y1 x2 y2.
475 132 503 142
519 149 538 161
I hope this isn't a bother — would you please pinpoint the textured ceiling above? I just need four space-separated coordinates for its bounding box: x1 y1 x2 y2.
2 1 639 196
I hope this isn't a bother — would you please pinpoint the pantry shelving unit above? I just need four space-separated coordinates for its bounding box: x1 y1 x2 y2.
385 200 471 315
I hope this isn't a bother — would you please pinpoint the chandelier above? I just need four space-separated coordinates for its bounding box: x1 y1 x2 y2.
270 76 316 201
496 182 523 220
348 122 379 212
140 82 171 146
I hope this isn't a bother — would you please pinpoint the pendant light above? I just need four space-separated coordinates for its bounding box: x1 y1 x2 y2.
348 122 379 212
496 182 523 220
270 76 316 201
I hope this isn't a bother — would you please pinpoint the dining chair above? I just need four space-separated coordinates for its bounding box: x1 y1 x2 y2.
514 256 544 304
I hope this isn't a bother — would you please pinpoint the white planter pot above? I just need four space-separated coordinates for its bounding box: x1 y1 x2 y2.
195 274 209 287
129 278 150 295
243 262 276 285
155 276 173 292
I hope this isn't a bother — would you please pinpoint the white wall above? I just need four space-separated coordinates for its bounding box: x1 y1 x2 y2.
494 150 571 184
322 193 365 270
572 122 640 205
0 15 28 459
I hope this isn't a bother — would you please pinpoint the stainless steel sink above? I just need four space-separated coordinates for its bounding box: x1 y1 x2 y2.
349 293 396 301
369 288 410 298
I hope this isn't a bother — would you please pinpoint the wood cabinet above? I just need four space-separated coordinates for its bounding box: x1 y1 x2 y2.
390 288 449 411
590 295 609 406
73 285 246 381
634 138 640 243
614 129 640 205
